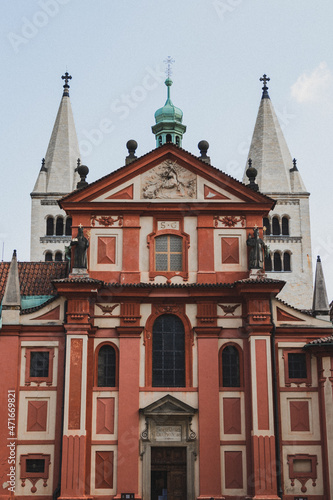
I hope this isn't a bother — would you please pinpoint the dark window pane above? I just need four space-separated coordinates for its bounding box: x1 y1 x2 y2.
26 459 45 473
46 217 54 236
284 252 291 271
272 217 280 235
45 252 53 262
265 254 272 272
65 217 72 236
152 314 185 387
55 252 62 262
98 345 116 387
288 353 307 379
282 217 289 235
222 346 240 387
30 352 49 378
56 217 64 236
274 252 282 271
263 217 271 235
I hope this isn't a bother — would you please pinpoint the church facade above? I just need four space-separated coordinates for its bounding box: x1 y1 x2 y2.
0 74 332 500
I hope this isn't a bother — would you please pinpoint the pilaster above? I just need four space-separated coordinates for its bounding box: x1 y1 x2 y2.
195 326 224 499
115 326 143 498
245 296 279 500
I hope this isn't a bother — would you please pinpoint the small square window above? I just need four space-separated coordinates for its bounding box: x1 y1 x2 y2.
284 349 311 386
25 348 54 385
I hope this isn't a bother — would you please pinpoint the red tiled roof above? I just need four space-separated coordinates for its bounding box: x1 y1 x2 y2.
0 261 68 302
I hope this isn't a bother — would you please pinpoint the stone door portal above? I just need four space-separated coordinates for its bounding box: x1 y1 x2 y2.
151 447 186 500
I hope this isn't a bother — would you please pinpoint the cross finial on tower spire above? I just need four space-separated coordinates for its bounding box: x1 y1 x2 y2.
260 74 270 99
61 72 72 96
164 56 175 79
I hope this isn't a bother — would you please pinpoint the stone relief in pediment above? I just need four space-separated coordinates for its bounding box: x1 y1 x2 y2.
141 160 196 199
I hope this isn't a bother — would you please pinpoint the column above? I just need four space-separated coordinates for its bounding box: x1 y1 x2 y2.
58 293 92 500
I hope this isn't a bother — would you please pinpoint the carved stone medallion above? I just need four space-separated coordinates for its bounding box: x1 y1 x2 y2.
141 161 196 199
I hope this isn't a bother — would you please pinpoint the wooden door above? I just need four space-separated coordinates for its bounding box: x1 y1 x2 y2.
168 470 186 500
151 447 186 500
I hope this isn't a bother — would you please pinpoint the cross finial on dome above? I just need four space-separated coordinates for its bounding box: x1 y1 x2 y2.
61 72 72 96
260 74 270 99
164 56 175 78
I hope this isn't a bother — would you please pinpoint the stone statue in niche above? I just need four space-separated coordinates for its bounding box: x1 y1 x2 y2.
247 227 265 269
70 226 89 268
141 160 196 199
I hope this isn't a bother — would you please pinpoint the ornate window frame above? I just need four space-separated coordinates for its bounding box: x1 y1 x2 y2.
147 217 190 281
287 453 317 493
25 348 54 386
144 304 193 388
20 453 51 493
284 349 311 387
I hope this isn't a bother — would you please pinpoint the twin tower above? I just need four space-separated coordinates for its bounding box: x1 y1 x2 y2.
30 73 314 309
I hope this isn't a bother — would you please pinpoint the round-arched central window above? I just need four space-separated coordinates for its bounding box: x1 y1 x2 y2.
152 314 185 387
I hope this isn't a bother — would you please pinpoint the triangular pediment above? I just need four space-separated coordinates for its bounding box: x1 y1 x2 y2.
60 144 273 209
140 395 197 416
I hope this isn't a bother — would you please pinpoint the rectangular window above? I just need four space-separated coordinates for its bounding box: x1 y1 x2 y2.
30 352 49 378
20 454 50 485
155 235 182 272
288 353 307 379
25 348 54 385
284 349 311 386
26 459 45 474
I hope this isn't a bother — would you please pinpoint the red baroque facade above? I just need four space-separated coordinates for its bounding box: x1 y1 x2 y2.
1 143 333 500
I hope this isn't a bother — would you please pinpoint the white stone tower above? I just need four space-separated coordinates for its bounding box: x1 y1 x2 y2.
30 73 80 262
243 75 313 309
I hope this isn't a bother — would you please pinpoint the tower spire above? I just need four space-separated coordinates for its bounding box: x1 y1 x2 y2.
152 58 186 147
312 256 330 317
30 73 81 260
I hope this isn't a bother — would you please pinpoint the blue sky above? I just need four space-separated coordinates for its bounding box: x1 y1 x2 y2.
1 0 333 299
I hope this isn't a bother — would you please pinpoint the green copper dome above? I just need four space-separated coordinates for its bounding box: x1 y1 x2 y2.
152 78 186 147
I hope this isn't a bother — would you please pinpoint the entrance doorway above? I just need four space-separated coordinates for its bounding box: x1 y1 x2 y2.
151 447 186 500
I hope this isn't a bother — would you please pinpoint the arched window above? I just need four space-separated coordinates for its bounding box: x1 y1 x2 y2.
97 345 116 387
56 217 64 236
155 235 183 272
65 217 72 236
45 252 53 262
284 252 291 272
265 254 272 271
46 217 54 236
55 252 63 262
263 217 271 235
272 216 280 235
282 217 289 235
158 135 162 146
166 134 172 143
152 314 185 387
176 136 180 146
274 252 282 271
221 345 240 387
